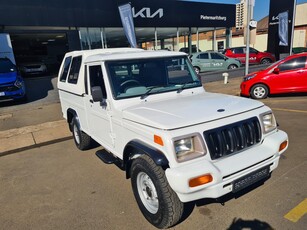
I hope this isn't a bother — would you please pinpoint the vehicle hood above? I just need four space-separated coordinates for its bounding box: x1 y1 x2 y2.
123 92 264 130
0 71 17 84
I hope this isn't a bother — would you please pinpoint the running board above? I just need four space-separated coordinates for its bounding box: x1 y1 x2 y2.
95 149 125 170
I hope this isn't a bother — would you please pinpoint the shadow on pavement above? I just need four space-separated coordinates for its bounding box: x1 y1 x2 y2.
0 74 57 108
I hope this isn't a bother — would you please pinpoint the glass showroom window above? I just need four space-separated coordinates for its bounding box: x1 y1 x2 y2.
88 28 103 49
79 28 90 50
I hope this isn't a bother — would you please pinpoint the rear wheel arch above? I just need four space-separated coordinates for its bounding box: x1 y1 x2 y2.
67 108 77 131
123 140 169 179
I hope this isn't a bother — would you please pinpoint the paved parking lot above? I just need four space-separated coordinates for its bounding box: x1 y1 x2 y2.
0 77 306 229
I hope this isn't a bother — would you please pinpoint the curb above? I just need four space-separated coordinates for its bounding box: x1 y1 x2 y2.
0 120 72 156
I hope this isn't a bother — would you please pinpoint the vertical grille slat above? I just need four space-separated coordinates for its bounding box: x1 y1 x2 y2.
204 117 262 160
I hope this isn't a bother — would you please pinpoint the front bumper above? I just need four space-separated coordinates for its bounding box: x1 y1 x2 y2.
165 130 288 202
0 86 26 101
240 81 251 97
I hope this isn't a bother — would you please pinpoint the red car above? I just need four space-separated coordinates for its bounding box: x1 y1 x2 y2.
224 47 275 64
240 52 307 99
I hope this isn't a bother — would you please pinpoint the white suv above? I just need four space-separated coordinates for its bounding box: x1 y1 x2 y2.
57 48 288 229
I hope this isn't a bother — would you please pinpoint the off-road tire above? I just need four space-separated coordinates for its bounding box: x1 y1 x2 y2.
71 116 92 150
250 84 269 99
131 155 183 229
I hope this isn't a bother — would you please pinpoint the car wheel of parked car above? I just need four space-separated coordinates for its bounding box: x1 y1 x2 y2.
71 116 92 150
131 155 183 229
250 84 269 99
260 58 272 64
228 64 238 69
194 66 200 74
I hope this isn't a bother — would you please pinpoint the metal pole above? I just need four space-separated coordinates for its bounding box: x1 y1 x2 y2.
196 27 199 52
290 0 297 56
245 0 251 76
177 28 179 51
155 27 158 50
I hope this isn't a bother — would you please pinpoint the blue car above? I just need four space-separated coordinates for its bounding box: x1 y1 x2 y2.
0 58 26 102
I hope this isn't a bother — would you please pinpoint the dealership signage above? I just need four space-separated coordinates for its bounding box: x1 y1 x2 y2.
267 0 295 58
0 0 235 28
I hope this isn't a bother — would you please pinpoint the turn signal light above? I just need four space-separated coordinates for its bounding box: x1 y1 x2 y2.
154 135 164 146
189 174 213 188
279 140 288 152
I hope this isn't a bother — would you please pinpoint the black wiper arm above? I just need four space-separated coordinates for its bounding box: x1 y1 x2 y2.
177 80 200 93
140 86 163 100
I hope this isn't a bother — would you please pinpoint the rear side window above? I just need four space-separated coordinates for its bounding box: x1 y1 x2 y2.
59 56 72 82
197 53 209 59
232 48 244 54
210 53 224 60
279 56 307 72
67 56 82 84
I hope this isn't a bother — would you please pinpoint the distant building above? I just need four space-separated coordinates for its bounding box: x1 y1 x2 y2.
236 0 246 29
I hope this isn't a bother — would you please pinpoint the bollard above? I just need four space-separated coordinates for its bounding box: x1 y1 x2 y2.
222 72 229 84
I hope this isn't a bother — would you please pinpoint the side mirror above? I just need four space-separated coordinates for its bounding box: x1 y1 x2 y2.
91 86 103 102
273 68 280 74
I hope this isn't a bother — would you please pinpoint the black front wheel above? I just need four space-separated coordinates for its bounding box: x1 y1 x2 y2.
131 155 183 229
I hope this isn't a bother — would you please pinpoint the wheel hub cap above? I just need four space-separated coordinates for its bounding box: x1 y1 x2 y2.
137 172 159 214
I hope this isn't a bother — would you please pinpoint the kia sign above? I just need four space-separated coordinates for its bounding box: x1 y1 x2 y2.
0 0 235 28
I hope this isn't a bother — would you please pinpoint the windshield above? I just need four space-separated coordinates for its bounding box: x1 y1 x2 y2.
0 59 17 74
106 56 202 100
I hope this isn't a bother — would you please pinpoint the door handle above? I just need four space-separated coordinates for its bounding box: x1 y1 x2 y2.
90 99 94 103
297 70 305 74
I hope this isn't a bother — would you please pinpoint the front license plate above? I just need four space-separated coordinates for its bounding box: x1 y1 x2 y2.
0 92 5 96
232 166 270 193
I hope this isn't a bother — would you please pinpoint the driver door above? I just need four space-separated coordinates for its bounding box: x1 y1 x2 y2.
84 64 113 149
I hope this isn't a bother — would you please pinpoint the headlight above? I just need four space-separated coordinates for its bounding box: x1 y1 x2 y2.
243 74 256 81
14 79 23 88
261 112 277 133
173 134 206 162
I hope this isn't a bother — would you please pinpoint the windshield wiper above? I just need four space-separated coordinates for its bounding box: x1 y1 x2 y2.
176 80 200 93
140 86 164 100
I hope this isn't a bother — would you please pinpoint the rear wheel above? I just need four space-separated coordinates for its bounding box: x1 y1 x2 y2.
228 64 238 69
260 58 272 64
250 84 269 99
131 155 183 229
71 116 92 150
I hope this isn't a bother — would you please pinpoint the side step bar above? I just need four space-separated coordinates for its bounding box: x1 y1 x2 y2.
95 149 124 170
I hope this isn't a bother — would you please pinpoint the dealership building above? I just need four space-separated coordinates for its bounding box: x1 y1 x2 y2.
0 0 236 70
1 0 307 72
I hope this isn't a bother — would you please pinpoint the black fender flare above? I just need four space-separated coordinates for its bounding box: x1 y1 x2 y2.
123 140 169 178
67 108 78 131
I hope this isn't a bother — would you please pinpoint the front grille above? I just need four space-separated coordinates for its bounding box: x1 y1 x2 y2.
204 117 262 160
0 83 18 92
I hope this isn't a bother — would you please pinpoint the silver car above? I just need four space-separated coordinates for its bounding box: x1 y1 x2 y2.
190 51 242 74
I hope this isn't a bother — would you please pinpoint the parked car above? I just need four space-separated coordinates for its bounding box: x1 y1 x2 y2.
190 51 242 74
240 52 307 99
224 47 275 65
292 47 307 54
18 57 48 76
179 46 201 54
0 58 26 102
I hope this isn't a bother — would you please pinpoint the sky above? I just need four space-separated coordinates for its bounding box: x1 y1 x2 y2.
183 0 307 21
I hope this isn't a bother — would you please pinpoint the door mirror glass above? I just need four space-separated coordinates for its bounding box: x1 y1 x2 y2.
91 86 103 102
273 68 280 74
